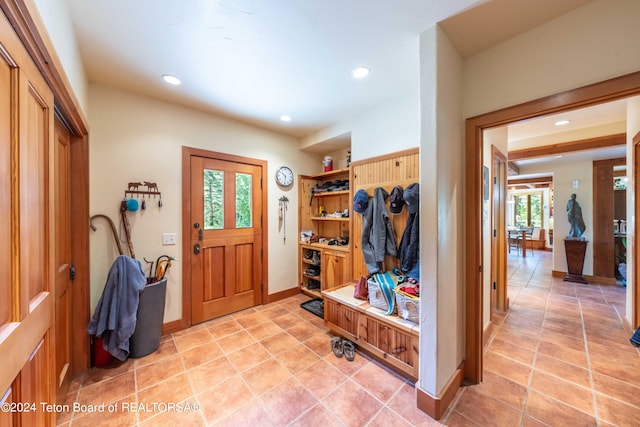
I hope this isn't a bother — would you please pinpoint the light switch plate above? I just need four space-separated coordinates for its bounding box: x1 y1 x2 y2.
162 233 176 245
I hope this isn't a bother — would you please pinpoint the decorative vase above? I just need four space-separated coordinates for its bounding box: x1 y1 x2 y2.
564 239 588 284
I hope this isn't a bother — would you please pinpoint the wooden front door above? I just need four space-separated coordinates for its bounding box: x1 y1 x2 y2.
53 119 73 397
189 153 264 324
0 8 56 425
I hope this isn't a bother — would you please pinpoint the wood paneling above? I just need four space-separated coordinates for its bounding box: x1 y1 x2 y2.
322 249 350 291
509 133 625 161
614 190 626 220
633 131 640 328
0 38 12 329
351 148 419 279
593 158 625 279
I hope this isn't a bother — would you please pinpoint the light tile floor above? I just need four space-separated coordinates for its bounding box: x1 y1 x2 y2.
58 251 639 426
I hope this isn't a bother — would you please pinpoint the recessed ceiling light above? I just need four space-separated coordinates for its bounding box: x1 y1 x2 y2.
554 119 570 126
280 115 292 122
351 66 370 79
554 155 563 158
162 74 181 85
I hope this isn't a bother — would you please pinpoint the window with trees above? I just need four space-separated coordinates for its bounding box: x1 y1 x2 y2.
514 192 542 228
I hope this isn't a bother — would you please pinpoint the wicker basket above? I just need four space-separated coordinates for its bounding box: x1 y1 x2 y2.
368 279 396 314
394 288 420 323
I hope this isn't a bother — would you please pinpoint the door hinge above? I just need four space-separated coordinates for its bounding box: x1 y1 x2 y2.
493 229 496 237
478 265 482 273
69 263 75 281
493 176 497 184
493 281 497 290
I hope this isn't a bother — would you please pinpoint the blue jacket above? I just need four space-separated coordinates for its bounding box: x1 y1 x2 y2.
87 255 147 360
361 187 397 274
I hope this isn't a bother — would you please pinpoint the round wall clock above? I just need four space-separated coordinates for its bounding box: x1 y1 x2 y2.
275 165 294 187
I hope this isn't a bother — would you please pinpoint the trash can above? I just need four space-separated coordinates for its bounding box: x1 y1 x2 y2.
129 277 167 358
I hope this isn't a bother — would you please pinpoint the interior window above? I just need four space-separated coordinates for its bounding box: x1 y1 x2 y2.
513 192 542 228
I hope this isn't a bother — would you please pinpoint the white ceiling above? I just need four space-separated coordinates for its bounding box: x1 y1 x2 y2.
64 0 600 140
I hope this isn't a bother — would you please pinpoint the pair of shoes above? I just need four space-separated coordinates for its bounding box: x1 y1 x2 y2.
305 266 320 276
330 336 356 361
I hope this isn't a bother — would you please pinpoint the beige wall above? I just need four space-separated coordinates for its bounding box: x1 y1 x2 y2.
88 83 320 322
300 90 420 162
519 160 594 274
463 0 640 118
33 0 88 114
418 24 464 397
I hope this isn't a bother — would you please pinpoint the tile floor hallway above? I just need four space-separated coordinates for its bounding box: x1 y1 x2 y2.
57 251 639 426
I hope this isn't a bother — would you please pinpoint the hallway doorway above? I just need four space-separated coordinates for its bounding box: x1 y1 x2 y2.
465 71 640 384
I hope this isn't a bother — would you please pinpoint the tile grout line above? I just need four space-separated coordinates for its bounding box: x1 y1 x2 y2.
517 253 547 427
578 295 600 425
172 334 208 427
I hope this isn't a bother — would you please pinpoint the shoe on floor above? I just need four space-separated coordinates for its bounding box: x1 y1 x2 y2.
331 336 343 358
342 339 355 361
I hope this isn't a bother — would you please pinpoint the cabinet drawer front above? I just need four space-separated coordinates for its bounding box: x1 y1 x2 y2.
324 299 358 336
361 317 417 368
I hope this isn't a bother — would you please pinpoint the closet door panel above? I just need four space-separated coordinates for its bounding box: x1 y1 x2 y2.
0 38 12 330
0 9 55 425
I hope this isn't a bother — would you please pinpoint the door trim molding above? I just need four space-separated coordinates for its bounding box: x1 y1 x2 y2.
179 146 268 331
633 131 640 328
465 70 640 384
491 145 508 316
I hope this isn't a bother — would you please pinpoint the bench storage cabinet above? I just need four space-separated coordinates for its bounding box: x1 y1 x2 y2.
323 284 419 380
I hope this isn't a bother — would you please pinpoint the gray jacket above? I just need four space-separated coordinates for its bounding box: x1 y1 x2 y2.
361 187 397 274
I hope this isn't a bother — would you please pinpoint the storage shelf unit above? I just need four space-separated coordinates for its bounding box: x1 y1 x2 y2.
298 168 351 298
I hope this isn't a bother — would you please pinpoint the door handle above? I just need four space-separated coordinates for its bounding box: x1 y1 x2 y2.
194 242 200 254
198 228 203 241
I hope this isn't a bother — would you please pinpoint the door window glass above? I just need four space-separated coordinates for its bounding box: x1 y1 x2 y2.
204 169 223 229
236 173 252 228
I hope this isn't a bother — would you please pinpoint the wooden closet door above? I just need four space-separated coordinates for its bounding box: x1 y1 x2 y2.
0 9 55 426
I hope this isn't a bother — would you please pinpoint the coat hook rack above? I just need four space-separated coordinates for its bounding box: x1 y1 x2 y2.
125 181 163 207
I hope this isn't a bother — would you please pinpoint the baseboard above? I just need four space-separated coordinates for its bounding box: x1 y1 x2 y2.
483 321 496 350
160 287 300 335
161 318 189 335
416 363 464 420
267 286 301 303
551 270 617 285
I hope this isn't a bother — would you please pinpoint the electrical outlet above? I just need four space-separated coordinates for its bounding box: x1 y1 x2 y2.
162 233 176 245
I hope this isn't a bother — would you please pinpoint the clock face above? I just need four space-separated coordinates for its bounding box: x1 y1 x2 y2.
276 166 293 186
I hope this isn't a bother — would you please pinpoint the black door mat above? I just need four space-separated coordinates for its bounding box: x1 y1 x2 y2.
300 298 324 319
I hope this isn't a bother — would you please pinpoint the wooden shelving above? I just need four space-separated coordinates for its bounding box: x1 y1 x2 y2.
298 168 351 295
